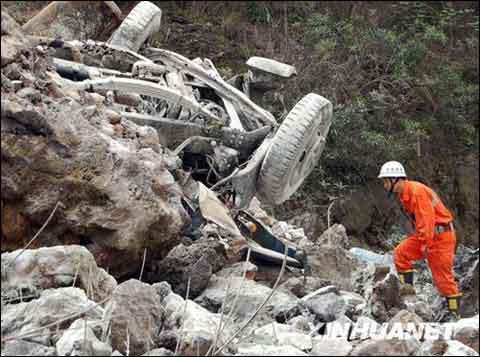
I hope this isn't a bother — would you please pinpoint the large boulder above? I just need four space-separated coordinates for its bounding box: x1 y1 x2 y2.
1 245 116 303
1 64 186 278
332 183 380 236
1 12 32 67
1 287 103 346
21 1 122 41
301 242 367 292
315 223 350 249
103 279 164 356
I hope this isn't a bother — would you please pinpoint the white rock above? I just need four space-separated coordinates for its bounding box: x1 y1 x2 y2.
417 340 479 356
56 318 112 356
195 276 300 323
252 322 312 351
1 287 103 346
444 340 479 356
235 344 308 356
350 316 380 340
453 315 480 334
311 337 353 356
163 291 232 356
1 245 117 303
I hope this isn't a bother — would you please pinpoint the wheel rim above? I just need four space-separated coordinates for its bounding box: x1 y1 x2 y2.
283 114 329 201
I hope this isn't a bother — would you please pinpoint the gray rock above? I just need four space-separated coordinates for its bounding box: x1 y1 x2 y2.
56 318 112 356
311 337 353 356
370 273 405 323
417 340 479 356
152 281 173 302
235 344 308 356
305 244 367 292
410 300 435 322
1 94 186 278
22 1 120 41
350 316 381 340
456 248 479 318
162 290 231 356
1 287 103 346
279 276 332 298
332 185 378 236
1 11 26 39
351 337 421 356
316 223 350 249
250 322 312 351
302 291 345 323
1 245 116 303
1 340 56 356
155 238 227 299
387 310 424 341
453 315 480 353
195 275 301 325
142 348 173 356
340 290 367 320
216 261 258 279
103 279 164 356
286 315 314 333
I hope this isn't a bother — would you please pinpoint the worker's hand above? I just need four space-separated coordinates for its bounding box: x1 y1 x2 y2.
420 244 428 258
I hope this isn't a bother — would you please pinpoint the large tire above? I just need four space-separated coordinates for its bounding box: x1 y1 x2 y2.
107 1 162 53
257 93 332 204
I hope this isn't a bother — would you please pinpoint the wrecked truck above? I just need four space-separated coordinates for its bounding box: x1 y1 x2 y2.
44 1 333 211
30 1 333 268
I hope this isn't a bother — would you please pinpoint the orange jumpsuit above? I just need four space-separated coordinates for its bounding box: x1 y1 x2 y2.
393 180 460 297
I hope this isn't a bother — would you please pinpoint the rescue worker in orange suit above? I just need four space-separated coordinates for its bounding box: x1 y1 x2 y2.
378 161 462 320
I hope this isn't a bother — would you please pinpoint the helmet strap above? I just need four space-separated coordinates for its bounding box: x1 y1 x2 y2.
387 178 400 198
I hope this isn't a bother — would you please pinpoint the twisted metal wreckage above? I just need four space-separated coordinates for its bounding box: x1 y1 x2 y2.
31 1 333 268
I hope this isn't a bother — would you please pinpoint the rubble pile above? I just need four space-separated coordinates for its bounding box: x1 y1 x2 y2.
1 2 479 357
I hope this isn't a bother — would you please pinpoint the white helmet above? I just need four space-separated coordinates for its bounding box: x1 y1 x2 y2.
378 161 407 178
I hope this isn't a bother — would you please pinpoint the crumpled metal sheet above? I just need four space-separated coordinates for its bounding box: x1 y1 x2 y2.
198 182 242 237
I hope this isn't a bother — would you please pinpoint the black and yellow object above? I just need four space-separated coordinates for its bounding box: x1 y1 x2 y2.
398 270 415 285
236 210 299 264
446 294 462 320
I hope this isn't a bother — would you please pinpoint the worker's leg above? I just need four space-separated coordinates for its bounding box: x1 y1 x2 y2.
427 231 460 297
393 236 424 276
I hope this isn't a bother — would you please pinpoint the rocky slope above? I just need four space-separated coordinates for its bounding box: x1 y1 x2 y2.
1 3 479 356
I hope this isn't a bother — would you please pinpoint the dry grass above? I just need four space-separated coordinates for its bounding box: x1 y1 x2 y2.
214 244 289 355
1 295 111 343
174 276 191 356
6 201 62 268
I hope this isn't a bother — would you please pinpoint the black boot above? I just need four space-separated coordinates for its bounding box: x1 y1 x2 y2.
398 270 414 285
